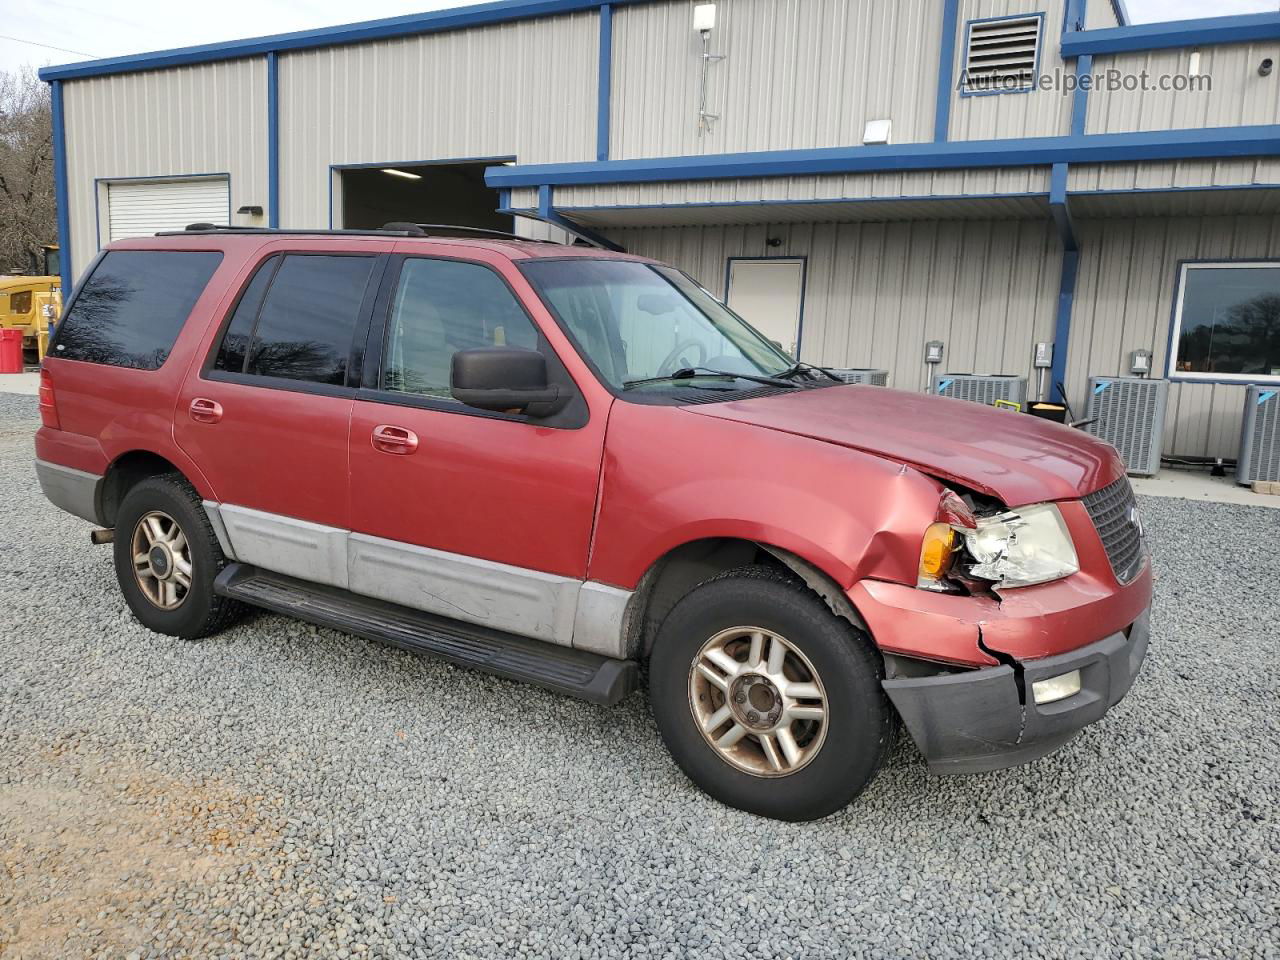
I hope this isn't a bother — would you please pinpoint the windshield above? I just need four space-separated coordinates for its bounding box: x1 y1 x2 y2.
520 259 793 389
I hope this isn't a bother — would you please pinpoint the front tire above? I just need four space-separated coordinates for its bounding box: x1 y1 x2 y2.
649 567 893 821
112 473 242 639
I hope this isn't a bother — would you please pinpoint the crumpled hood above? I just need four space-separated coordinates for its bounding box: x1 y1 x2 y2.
687 385 1124 506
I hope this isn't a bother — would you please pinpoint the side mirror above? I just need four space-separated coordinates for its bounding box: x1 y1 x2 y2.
451 347 568 418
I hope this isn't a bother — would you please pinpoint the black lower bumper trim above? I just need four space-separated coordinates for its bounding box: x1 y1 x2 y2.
214 563 638 706
882 608 1150 775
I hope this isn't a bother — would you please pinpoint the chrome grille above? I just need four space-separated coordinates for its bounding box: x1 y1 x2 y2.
1083 477 1145 585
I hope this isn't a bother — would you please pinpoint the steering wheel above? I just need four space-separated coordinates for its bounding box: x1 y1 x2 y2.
657 339 708 377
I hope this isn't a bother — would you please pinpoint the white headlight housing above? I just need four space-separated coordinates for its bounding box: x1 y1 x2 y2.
962 503 1079 589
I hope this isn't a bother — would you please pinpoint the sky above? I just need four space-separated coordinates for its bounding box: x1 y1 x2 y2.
1 0 1277 73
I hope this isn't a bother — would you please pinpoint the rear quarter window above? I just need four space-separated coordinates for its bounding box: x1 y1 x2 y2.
52 250 222 370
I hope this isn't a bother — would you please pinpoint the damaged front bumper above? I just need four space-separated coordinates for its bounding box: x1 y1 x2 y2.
881 608 1150 775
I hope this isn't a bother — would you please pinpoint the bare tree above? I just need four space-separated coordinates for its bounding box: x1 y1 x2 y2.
0 67 55 276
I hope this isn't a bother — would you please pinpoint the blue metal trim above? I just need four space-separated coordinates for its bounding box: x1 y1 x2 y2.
723 256 808 357
1110 0 1130 27
935 0 960 142
1061 12 1280 57
529 184 625 251
326 155 518 228
1064 0 1086 33
1049 164 1077 252
38 0 658 81
597 4 612 161
1071 53 1092 136
50 80 71 297
1050 249 1079 403
957 12 1046 99
267 52 279 227
1165 258 1280 386
485 125 1280 188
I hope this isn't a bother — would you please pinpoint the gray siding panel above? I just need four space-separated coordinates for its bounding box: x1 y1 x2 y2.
1068 159 1280 193
604 219 1061 392
62 59 268 282
1068 215 1280 460
278 13 598 228
948 0 1074 142
610 0 942 159
1085 45 1280 134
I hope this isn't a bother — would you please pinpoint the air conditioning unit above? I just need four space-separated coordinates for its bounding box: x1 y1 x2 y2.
829 367 888 386
1084 376 1168 477
933 374 1028 407
1238 385 1280 486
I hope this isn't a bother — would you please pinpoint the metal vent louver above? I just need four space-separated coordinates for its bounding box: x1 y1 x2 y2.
828 368 889 386
963 15 1041 93
1085 377 1168 477
1238 386 1280 485
933 374 1028 407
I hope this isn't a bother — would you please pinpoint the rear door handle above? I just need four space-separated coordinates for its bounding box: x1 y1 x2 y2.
189 397 223 424
372 424 419 455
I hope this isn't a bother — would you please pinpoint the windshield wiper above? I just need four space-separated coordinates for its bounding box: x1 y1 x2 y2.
777 361 844 383
623 367 799 390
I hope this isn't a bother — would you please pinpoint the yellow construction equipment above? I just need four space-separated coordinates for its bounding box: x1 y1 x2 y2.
1 244 61 364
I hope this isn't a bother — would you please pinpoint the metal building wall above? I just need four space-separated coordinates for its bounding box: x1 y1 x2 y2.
1068 158 1280 193
947 0 1074 142
519 167 1054 212
604 218 1062 391
1082 2 1120 30
277 12 599 228
60 59 269 282
1067 214 1280 460
609 0 943 159
1085 44 1280 134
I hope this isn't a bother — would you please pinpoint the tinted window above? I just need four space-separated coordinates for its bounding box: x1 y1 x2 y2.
245 255 376 386
1174 264 1280 379
213 257 279 373
383 258 538 398
53 250 222 370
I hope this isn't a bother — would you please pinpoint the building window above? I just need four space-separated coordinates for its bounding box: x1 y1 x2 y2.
960 14 1043 96
1170 262 1280 383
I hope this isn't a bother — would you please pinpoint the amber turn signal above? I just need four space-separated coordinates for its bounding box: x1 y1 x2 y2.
917 522 956 588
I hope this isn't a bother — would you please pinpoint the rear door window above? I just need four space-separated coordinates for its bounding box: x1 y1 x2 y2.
52 250 222 370
214 254 378 386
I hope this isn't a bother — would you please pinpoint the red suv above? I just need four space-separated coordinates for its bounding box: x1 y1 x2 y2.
36 226 1151 821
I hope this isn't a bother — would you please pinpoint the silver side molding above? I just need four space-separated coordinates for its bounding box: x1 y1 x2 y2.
201 502 634 657
216 504 350 589
36 459 104 525
349 533 580 646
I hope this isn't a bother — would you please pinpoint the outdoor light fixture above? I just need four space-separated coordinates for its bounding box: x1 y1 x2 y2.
1260 58 1274 77
863 119 892 145
382 168 423 180
693 4 725 136
236 204 264 216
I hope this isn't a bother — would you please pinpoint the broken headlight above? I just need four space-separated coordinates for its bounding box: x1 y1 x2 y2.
962 503 1079 589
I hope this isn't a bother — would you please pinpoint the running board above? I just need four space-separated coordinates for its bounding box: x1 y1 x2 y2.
213 564 638 706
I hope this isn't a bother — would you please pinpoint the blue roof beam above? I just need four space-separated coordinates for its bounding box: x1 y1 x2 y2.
1061 12 1280 57
485 125 1280 189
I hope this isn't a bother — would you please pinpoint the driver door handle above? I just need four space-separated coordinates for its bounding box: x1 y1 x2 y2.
189 397 223 424
372 424 419 455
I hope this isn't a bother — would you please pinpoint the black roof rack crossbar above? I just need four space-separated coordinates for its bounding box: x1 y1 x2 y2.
381 222 563 244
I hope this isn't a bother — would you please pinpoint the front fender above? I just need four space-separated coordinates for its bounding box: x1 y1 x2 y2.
587 403 942 590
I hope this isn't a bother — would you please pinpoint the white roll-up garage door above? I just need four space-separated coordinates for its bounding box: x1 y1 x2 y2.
106 177 230 243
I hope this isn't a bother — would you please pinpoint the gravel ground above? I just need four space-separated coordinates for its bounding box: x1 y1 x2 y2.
1 390 1277 960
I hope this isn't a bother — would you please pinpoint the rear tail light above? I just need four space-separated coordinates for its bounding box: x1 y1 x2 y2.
38 369 59 429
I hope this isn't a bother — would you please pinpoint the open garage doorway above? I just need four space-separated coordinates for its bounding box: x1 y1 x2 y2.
336 159 514 233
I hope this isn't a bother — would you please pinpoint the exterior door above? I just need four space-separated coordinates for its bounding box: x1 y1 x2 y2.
726 258 806 357
175 249 388 587
346 253 607 645
105 177 230 243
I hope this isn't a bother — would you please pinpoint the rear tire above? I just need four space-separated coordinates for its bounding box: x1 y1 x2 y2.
112 473 242 639
649 566 893 821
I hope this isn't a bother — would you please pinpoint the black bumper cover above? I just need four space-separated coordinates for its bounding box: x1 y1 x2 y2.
882 609 1150 775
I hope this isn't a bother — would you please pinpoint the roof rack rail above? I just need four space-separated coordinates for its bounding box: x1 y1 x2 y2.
381 222 564 245
159 222 575 245
159 223 422 237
